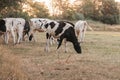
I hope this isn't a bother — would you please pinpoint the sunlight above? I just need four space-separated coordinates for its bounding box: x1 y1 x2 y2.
33 0 76 15
115 0 120 2
33 0 53 15
69 0 76 4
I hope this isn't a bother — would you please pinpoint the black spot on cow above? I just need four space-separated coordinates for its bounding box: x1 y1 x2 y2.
0 19 6 32
49 22 55 29
45 23 49 29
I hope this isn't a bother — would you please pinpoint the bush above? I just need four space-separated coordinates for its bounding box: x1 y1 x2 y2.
72 13 85 20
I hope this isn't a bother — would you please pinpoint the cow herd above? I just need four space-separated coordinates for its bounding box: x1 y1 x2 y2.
0 18 93 54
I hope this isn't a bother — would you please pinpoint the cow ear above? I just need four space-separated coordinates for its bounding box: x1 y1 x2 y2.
45 23 48 28
39 20 41 22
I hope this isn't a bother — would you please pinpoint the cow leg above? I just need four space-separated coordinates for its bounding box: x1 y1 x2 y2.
45 33 50 52
11 29 16 44
57 34 64 50
76 30 80 43
81 29 86 42
33 34 37 42
4 32 9 44
29 33 33 41
64 39 68 53
29 29 36 42
17 29 23 44
33 30 37 42
22 32 26 41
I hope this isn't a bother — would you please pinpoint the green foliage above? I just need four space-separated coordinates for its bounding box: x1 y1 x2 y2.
81 0 120 24
72 13 85 20
0 0 29 19
82 0 95 19
0 0 23 9
100 0 119 24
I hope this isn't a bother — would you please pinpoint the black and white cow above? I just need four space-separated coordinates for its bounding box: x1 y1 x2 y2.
42 20 82 53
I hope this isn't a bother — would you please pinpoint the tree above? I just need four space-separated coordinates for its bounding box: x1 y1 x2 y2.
29 2 49 18
0 0 29 18
100 0 119 24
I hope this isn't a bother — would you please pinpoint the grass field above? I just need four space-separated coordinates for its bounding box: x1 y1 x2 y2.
0 30 120 80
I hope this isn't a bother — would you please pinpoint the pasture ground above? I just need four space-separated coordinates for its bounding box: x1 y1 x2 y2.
0 31 120 80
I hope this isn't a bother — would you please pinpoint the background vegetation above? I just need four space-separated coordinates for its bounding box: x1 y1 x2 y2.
0 0 119 24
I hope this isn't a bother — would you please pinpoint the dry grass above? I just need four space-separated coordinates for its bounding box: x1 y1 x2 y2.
0 22 120 80
0 40 28 80
87 20 120 32
0 30 120 80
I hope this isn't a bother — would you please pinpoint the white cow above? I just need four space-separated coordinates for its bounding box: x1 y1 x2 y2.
74 20 93 43
4 18 25 44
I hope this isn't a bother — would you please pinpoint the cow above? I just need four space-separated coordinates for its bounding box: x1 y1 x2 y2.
4 18 25 44
29 18 49 42
0 19 7 43
41 20 82 53
74 20 93 43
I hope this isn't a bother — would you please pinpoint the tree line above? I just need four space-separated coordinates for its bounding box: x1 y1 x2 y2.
0 0 119 24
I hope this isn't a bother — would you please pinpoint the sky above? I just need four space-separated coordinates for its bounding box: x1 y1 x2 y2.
115 0 120 2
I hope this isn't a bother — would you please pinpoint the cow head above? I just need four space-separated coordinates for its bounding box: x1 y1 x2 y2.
73 42 81 53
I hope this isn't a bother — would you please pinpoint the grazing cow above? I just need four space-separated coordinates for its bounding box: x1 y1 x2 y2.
29 18 48 42
41 20 81 53
4 18 25 44
0 19 7 43
74 20 93 43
